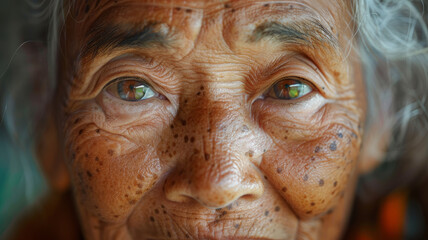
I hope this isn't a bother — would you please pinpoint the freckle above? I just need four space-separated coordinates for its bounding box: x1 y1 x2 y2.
125 194 128 198
207 128 211 133
175 7 181 11
190 136 195 143
334 181 338 187
275 206 280 212
185 9 192 13
163 210 167 214
327 208 334 215
264 175 268 180
311 202 315 206
137 174 144 180
167 231 172 237
79 129 84 135
136 190 142 195
284 135 288 139
224 3 231 8
96 129 100 133
234 223 240 229
196 91 201 96
204 153 210 161
351 132 358 139
150 216 155 222
282 187 287 192
276 167 283 174
303 174 308 181
314 146 321 153
319 179 324 186
74 118 80 124
231 8 236 12
200 86 204 90
337 132 343 138
170 124 174 129
306 211 312 214
114 215 119 218
86 171 92 178
96 168 100 173
242 125 249 132
184 135 189 143
264 210 269 216
330 142 337 151
264 3 269 7
129 199 136 204
107 149 114 156
171 181 175 186
181 119 187 126
85 153 89 158
174 134 178 138
185 234 190 239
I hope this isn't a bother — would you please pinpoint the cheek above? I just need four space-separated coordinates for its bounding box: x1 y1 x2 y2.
64 102 162 222
257 102 362 218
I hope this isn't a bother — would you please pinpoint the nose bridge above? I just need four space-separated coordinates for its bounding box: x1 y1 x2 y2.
164 94 264 208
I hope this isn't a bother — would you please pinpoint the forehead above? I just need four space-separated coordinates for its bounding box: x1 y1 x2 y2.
64 0 351 58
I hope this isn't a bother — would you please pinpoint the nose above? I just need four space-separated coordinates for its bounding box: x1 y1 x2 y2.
164 101 265 209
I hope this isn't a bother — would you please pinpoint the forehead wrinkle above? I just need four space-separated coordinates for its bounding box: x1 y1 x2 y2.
81 22 172 60
249 18 340 56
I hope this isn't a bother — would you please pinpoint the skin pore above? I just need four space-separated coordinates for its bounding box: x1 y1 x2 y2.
54 0 366 239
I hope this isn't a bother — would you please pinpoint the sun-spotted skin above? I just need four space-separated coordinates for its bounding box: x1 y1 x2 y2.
58 0 365 239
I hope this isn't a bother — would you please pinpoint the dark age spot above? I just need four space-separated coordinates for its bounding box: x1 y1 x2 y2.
174 134 178 138
175 7 181 11
264 210 269 216
96 129 100 133
185 9 192 13
224 3 231 8
150 216 155 222
330 142 337 151
337 132 343 138
184 135 189 143
303 174 309 181
234 223 240 229
181 119 187 126
274 206 280 212
264 3 269 7
306 211 312 214
86 171 92 178
314 146 321 153
334 181 338 187
190 136 195 143
319 179 325 186
282 187 287 192
276 167 283 174
107 149 114 156
167 231 172 237
79 129 84 135
311 202 315 206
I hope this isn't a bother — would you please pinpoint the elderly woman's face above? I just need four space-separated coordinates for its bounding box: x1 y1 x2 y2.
59 0 365 239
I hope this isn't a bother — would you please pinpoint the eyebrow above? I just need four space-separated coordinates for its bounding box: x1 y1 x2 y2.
249 19 339 54
81 23 168 58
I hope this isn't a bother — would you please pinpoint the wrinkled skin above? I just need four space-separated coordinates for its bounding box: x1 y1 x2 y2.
57 0 366 239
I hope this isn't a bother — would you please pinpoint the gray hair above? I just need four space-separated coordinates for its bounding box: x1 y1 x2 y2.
0 0 427 234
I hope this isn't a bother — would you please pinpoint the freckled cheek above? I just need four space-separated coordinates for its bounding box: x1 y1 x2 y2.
259 124 361 218
65 125 162 222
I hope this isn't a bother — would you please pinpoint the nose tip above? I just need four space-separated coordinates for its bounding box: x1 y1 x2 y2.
164 162 264 208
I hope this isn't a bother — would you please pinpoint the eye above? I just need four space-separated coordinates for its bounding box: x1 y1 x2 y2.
105 77 157 101
267 78 313 100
